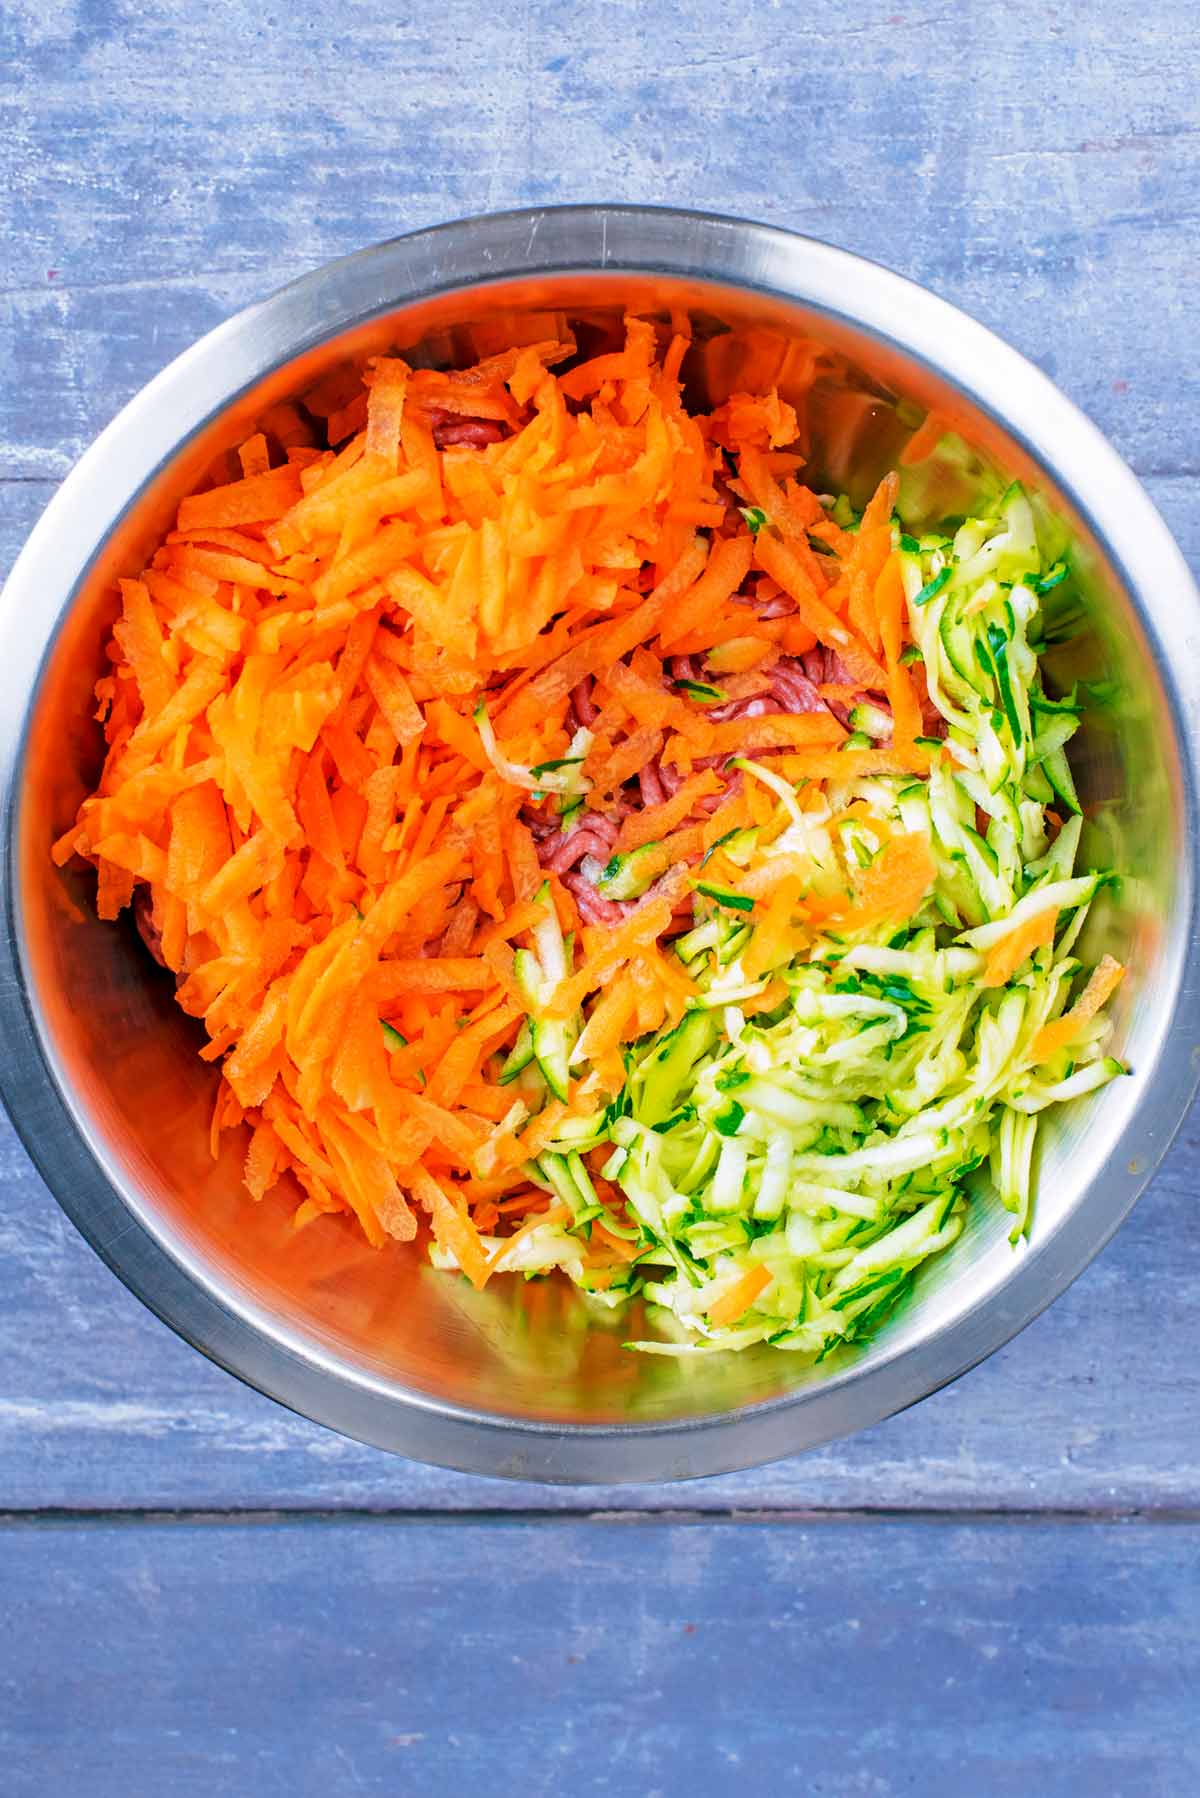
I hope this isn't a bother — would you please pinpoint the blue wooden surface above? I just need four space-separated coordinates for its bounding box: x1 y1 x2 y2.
5 1518 1200 1796
2 0 1199 1789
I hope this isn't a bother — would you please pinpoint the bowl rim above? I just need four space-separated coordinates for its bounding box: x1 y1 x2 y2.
2 201 1198 1484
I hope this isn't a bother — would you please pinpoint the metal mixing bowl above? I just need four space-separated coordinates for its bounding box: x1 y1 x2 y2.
2 206 1198 1483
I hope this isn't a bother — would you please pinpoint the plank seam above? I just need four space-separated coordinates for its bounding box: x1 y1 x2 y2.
2 1505 1199 1527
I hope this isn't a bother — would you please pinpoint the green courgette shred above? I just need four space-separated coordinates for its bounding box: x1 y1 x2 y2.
431 485 1126 1359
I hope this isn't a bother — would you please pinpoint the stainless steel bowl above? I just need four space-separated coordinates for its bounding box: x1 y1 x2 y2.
2 205 1198 1483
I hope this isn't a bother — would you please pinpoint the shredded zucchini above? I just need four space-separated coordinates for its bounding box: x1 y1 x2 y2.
444 489 1125 1358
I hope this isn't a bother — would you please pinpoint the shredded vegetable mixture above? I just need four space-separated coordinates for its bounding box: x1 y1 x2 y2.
56 316 1126 1358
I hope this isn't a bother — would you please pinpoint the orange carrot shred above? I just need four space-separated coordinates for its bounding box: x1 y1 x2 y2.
1032 956 1125 1062
982 908 1058 989
178 466 302 533
61 314 1103 1312
874 554 922 750
614 769 722 854
755 531 888 691
708 1264 773 1328
900 410 947 466
829 833 936 933
364 358 409 472
410 1168 491 1289
488 1203 571 1271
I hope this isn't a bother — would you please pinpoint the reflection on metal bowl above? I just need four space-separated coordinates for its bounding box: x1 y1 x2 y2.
1 206 1197 1482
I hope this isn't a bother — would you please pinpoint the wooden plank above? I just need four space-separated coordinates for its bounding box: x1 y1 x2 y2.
0 482 58 580
3 1516 1198 1795
0 2 1197 479
0 1094 1197 1512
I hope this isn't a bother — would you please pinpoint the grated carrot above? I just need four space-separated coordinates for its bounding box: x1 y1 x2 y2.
1032 955 1125 1062
614 769 722 854
708 1264 773 1327
59 314 964 1276
900 409 948 466
829 833 936 933
755 531 888 692
982 907 1059 988
488 1202 571 1272
874 554 922 750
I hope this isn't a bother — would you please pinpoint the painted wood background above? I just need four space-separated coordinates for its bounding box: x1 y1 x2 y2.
1 1 1197 1790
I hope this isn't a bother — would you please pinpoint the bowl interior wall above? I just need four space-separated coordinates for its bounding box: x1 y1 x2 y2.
16 271 1181 1426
